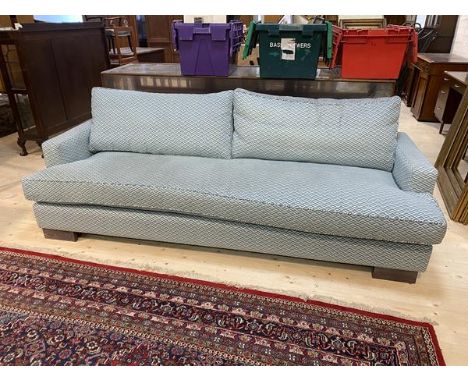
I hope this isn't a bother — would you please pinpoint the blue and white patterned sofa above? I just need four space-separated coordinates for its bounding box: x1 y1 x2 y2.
22 88 447 283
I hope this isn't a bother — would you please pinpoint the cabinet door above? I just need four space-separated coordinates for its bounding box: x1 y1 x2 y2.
52 29 108 124
411 75 428 119
17 24 109 138
19 37 67 134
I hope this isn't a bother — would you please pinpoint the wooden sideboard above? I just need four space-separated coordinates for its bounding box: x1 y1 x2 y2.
101 63 397 98
407 53 468 122
435 71 467 134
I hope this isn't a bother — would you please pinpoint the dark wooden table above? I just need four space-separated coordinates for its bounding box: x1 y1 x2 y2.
435 71 468 133
101 63 396 98
135 47 165 63
109 47 165 67
407 53 468 122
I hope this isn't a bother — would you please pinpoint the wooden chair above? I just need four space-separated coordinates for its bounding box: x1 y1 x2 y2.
104 17 138 66
84 16 138 66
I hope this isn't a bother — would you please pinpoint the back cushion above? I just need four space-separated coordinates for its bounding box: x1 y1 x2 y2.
232 89 400 171
90 87 233 158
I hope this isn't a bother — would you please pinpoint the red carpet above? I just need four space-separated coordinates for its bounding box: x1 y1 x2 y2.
0 247 444 365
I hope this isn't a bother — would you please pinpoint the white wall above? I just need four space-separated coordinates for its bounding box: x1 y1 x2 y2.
33 15 83 23
183 16 227 23
451 15 468 57
416 15 427 26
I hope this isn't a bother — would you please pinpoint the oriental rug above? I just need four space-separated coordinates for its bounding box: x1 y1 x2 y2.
0 247 444 366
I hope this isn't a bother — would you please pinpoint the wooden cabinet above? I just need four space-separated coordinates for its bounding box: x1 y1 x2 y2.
145 15 182 63
409 53 468 122
435 71 467 133
424 15 458 53
0 22 109 155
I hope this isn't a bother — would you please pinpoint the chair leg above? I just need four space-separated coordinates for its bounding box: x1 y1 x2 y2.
108 36 116 54
127 35 133 53
43 229 78 242
372 267 418 284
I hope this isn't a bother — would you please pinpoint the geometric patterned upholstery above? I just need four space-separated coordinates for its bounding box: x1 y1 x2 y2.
42 120 93 168
23 152 446 245
232 89 400 171
392 132 438 193
24 88 449 273
33 203 434 272
90 87 234 159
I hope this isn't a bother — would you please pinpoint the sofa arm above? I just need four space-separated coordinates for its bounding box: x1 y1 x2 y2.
392 132 438 194
42 120 93 167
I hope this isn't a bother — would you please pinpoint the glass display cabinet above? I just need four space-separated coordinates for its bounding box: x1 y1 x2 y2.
0 22 109 156
0 30 35 155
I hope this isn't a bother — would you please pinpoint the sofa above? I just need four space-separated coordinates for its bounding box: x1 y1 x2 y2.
22 87 447 283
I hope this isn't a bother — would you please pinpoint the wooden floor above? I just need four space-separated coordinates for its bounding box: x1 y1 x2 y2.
1 104 467 364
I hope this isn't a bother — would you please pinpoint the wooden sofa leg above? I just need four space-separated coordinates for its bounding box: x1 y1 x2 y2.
43 229 78 242
372 267 418 284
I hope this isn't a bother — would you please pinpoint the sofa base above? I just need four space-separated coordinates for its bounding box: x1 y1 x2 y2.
43 228 79 242
372 267 418 284
33 203 433 279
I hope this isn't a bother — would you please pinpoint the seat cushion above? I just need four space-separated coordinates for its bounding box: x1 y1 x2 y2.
90 87 233 159
232 89 400 171
22 152 446 245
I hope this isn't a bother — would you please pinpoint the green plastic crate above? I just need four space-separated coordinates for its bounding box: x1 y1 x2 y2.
244 22 331 79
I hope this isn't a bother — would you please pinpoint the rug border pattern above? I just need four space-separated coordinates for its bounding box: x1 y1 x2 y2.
0 246 445 365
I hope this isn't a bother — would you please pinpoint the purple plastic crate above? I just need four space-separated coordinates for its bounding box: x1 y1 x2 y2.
172 21 243 76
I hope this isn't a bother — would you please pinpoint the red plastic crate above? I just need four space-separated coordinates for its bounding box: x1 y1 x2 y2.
330 25 417 79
